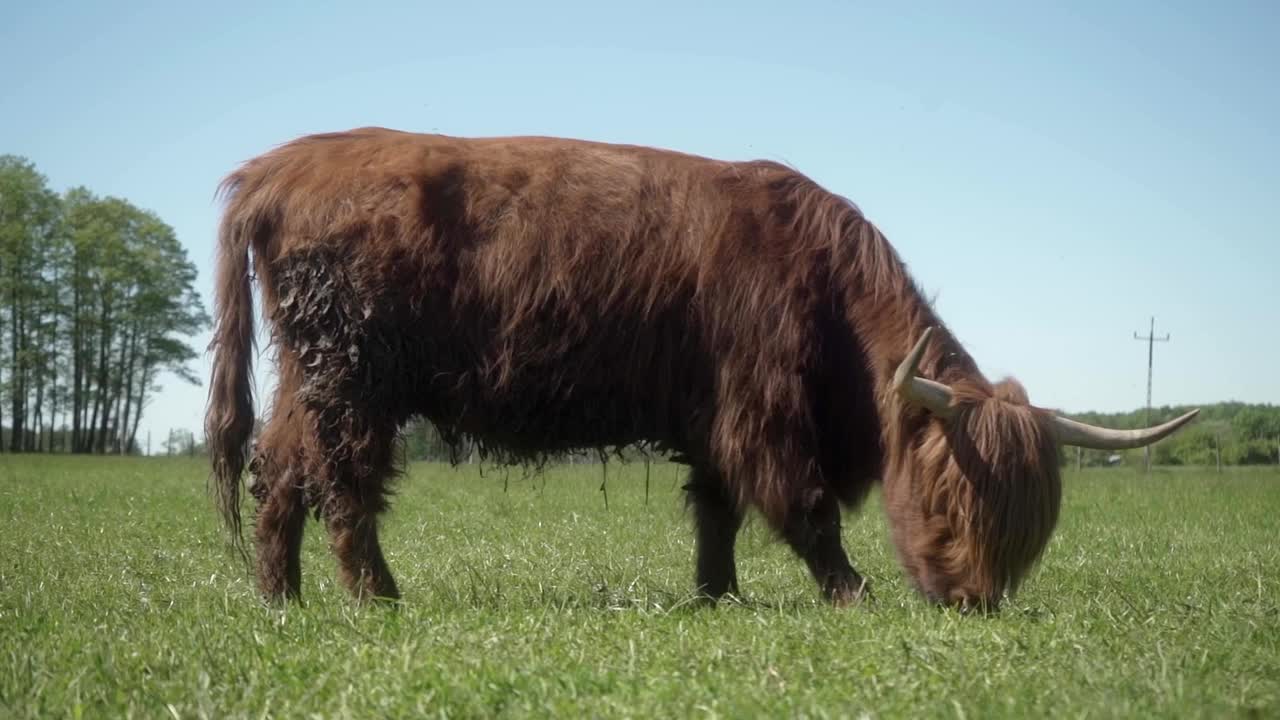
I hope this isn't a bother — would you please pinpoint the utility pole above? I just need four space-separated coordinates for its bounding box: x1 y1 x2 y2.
1134 317 1170 473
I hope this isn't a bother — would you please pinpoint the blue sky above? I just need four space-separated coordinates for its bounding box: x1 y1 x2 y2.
3 0 1277 447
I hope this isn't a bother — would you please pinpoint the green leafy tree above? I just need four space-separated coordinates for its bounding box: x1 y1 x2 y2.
2 159 208 455
1232 407 1280 443
0 156 62 451
1062 403 1280 468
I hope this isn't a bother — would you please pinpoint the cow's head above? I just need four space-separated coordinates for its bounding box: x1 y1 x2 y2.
884 328 1198 610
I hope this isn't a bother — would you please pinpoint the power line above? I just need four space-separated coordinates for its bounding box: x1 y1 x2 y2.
1134 316 1171 473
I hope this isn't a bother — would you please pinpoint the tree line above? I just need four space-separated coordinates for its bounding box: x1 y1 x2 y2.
0 155 208 454
1063 402 1280 468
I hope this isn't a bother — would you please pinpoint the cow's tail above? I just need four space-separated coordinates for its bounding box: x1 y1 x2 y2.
205 173 260 555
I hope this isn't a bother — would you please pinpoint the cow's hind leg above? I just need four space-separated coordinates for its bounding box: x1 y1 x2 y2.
324 490 400 603
305 410 401 603
685 465 744 600
782 489 868 606
248 391 309 603
251 460 306 602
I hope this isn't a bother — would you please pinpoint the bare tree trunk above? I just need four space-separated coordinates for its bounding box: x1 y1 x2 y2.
108 318 130 453
31 314 45 453
46 255 59 453
46 379 57 453
10 279 23 452
45 323 57 453
31 387 43 453
127 362 151 453
89 298 111 453
117 321 139 454
19 301 30 452
71 261 83 452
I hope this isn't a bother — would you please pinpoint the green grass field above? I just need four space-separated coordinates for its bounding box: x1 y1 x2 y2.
1 455 1277 718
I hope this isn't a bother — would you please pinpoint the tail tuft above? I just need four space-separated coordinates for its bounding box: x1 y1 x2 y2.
205 174 259 554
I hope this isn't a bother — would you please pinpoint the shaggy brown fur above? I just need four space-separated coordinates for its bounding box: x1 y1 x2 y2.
207 127 1062 608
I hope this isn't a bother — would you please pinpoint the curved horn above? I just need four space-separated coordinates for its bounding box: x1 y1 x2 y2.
894 327 1200 448
1052 409 1200 450
893 327 956 419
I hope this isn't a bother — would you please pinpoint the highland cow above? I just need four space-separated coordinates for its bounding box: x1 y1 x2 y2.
206 127 1197 609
